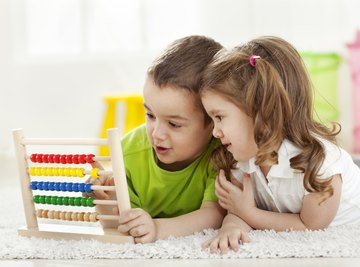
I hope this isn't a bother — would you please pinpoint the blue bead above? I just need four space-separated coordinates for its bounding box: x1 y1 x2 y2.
43 181 49 191
66 182 73 192
72 183 79 192
30 181 38 190
85 183 93 193
54 182 61 191
37 181 44 190
78 183 85 192
60 182 67 191
48 182 55 191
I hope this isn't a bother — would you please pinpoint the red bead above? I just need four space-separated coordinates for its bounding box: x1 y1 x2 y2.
60 155 67 164
48 154 54 163
30 154 37 163
54 154 60 163
86 154 95 163
73 154 79 164
42 154 49 163
79 154 86 164
66 154 73 164
36 154 43 163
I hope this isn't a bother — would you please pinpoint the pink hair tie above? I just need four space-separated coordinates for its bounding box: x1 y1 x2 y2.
249 55 261 67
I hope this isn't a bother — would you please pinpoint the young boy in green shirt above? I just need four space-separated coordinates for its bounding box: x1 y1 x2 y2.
93 35 225 243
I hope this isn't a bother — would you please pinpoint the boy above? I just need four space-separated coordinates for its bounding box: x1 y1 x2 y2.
93 36 225 243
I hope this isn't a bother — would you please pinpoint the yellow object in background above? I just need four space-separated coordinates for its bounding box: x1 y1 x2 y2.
100 93 145 156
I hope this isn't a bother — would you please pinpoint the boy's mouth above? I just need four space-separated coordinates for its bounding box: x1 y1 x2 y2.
155 145 171 155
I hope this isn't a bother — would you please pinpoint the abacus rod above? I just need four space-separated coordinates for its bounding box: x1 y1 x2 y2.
22 138 108 146
93 199 118 205
92 185 116 191
97 214 119 220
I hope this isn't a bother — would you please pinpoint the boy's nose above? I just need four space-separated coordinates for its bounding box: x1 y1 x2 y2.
152 124 166 141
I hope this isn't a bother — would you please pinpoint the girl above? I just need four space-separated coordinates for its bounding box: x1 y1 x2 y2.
200 36 360 254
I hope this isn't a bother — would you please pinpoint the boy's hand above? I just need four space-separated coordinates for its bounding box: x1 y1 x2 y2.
83 162 113 200
118 208 157 244
215 170 256 218
202 224 250 254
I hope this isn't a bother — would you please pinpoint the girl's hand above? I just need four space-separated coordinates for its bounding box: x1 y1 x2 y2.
215 170 256 217
118 208 157 244
202 224 250 254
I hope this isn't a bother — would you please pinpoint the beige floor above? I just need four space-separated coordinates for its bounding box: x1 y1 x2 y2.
1 155 360 267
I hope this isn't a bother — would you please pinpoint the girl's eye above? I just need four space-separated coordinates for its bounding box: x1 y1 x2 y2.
215 115 223 122
169 122 181 128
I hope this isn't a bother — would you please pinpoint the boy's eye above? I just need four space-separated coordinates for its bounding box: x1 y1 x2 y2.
169 121 181 128
146 113 155 119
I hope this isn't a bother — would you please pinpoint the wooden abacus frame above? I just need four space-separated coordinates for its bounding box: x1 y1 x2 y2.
12 128 134 244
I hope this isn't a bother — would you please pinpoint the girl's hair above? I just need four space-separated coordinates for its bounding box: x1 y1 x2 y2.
148 35 223 126
201 36 340 203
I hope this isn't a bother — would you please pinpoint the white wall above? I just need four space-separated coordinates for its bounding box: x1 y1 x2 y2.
1 0 360 157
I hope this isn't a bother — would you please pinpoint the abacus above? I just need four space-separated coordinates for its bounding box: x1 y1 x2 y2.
12 128 134 244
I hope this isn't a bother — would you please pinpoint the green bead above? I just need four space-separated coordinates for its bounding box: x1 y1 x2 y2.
63 197 69 206
68 197 75 206
74 197 81 206
51 196 58 205
56 196 63 205
33 195 40 203
39 195 46 204
45 196 52 204
81 197 87 206
86 197 95 207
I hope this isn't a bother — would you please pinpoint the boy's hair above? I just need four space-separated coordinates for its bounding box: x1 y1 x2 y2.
148 35 223 125
201 36 339 202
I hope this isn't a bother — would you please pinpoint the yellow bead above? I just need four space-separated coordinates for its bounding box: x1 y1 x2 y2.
70 168 77 177
58 168 65 176
41 168 47 176
77 168 85 177
65 168 71 177
90 168 99 178
29 167 35 176
47 167 54 176
53 168 59 176
35 167 42 176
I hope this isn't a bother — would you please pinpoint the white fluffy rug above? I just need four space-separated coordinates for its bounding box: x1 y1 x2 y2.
1 185 360 259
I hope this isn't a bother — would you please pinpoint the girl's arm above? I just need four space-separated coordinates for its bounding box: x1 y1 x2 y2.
202 213 251 254
243 174 342 231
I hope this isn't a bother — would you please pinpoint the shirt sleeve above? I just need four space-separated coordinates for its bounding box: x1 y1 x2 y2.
317 144 348 180
202 164 218 202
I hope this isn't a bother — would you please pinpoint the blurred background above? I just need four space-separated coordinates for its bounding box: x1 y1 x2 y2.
1 0 360 162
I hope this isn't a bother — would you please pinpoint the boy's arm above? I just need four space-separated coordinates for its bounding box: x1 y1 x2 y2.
154 201 226 240
118 201 225 243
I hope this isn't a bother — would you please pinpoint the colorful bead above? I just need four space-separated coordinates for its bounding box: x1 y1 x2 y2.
73 154 79 164
30 154 37 162
86 154 95 164
90 168 99 178
42 154 49 163
66 154 73 164
60 155 67 164
79 154 86 164
48 154 54 163
85 183 92 193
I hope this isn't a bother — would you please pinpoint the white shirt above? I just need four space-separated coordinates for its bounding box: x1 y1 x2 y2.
233 138 360 227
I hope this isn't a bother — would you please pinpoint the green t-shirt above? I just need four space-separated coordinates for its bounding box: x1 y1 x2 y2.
121 124 218 218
